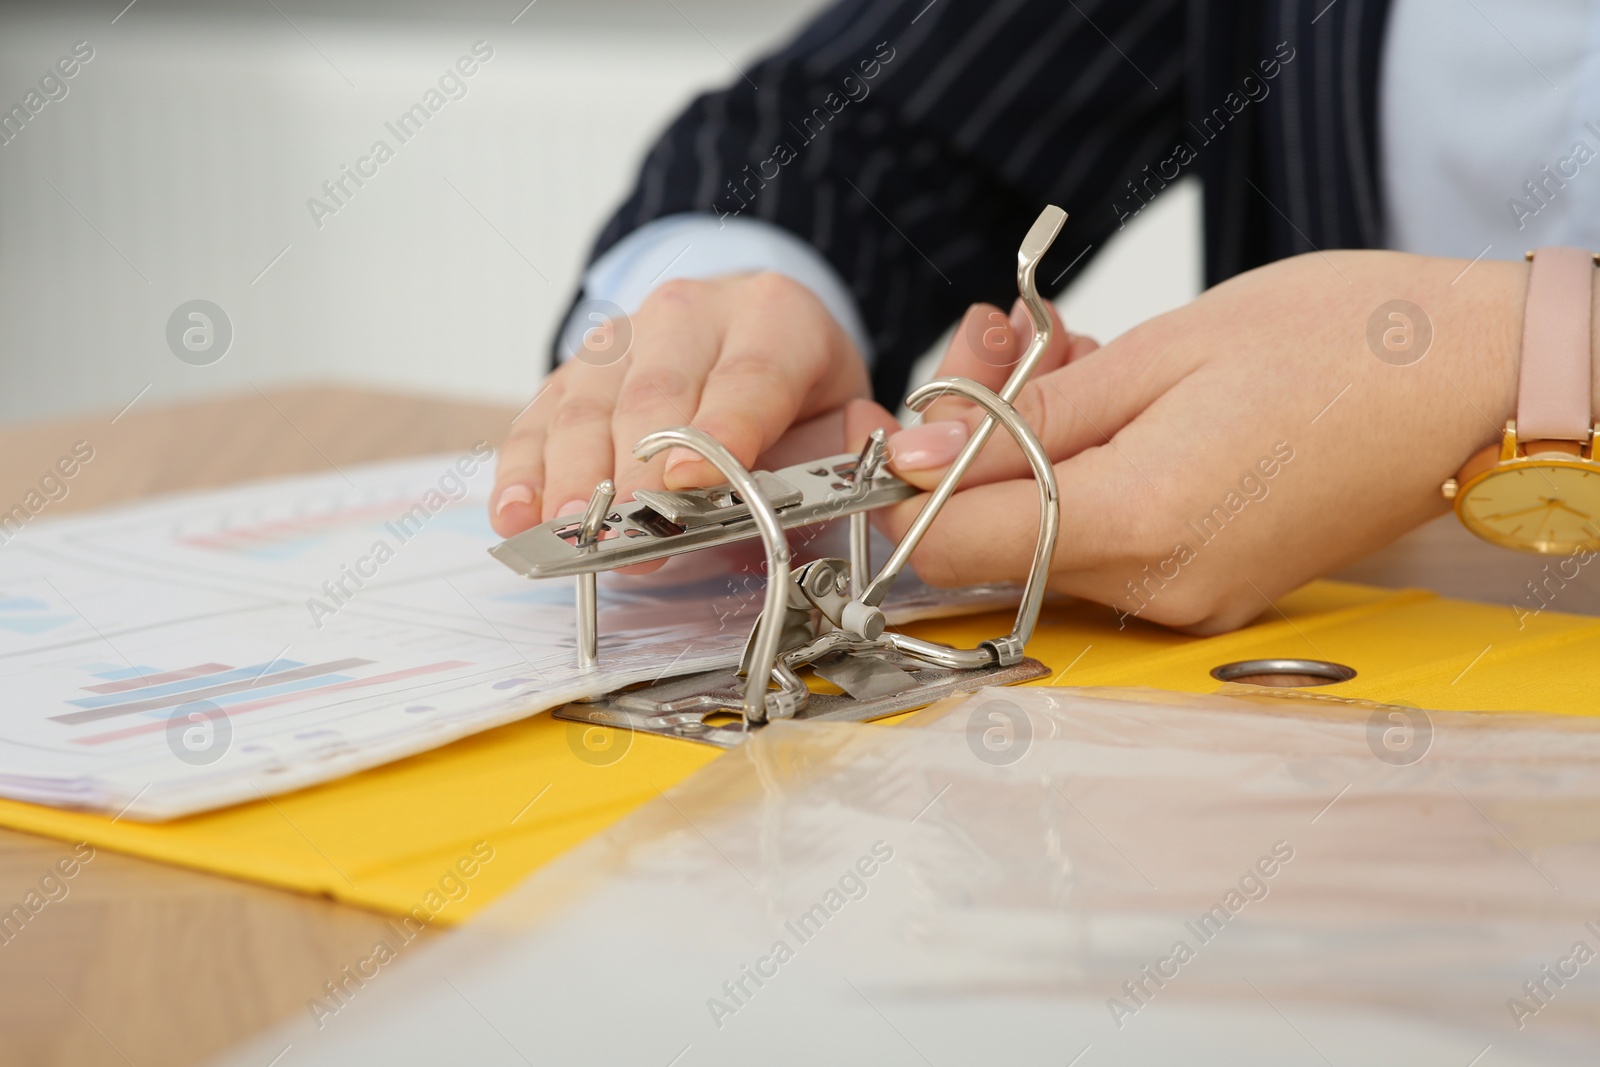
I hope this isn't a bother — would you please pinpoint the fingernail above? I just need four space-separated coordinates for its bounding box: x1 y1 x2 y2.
663 447 701 476
1009 297 1031 339
494 484 534 517
887 420 970 471
556 499 588 519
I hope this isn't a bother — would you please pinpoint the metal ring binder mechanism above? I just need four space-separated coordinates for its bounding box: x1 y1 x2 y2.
490 206 1068 747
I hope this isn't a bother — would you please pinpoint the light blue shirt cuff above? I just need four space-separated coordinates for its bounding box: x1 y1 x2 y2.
557 213 873 366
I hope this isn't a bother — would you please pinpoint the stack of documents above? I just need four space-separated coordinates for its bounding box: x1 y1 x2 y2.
0 453 1011 819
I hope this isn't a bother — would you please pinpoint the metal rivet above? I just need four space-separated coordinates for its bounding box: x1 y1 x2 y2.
1210 658 1357 687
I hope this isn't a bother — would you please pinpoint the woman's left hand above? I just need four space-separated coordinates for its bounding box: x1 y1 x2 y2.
865 250 1527 633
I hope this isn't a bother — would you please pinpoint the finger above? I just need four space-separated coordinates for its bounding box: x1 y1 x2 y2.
608 281 724 505
921 299 1067 424
665 276 867 489
621 405 877 579
1062 329 1101 364
877 442 1140 588
887 324 1193 491
540 360 625 523
605 404 894 576
842 397 901 454
757 407 848 470
489 377 562 537
930 302 1019 412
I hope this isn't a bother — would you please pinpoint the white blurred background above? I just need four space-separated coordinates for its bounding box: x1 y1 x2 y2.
0 0 1200 425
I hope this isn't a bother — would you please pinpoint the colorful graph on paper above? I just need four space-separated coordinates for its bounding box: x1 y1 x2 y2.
59 657 478 746
0 456 718 819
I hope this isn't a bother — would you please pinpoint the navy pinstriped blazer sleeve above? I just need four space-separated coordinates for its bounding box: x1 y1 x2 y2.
587 0 1186 403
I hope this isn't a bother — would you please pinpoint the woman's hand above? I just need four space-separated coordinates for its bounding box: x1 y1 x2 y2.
490 272 873 544
880 250 1529 633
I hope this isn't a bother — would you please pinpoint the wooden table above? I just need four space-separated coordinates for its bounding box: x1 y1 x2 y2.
0 385 1593 1066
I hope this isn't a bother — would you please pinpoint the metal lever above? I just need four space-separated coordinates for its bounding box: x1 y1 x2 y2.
860 205 1066 616
574 479 615 671
632 427 792 723
848 429 887 600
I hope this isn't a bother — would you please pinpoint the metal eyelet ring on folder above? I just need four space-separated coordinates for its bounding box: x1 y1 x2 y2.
1210 658 1357 687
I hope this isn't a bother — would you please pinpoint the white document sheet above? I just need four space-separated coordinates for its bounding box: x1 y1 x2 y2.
0 452 1011 820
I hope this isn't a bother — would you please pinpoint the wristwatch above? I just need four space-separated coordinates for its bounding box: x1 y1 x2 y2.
1442 247 1600 555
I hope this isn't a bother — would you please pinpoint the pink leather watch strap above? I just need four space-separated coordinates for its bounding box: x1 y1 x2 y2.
1517 246 1595 442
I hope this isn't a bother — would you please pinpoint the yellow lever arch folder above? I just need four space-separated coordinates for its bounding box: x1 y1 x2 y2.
1 580 1593 923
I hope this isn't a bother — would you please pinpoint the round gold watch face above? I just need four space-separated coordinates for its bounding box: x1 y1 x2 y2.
1455 460 1600 554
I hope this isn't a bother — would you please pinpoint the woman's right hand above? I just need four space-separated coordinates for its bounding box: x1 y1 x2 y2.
489 271 878 544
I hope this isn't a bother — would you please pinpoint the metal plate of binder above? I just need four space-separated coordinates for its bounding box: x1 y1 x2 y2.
554 657 1050 747
488 458 917 579
489 204 1071 747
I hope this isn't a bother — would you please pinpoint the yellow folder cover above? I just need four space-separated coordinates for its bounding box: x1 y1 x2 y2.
1 580 1594 923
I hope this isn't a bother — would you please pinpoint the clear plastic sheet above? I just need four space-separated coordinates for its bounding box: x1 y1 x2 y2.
216 686 1600 1066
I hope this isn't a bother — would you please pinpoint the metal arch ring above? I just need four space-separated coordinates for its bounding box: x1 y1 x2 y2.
898 375 1060 662
631 427 791 723
859 204 1064 609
